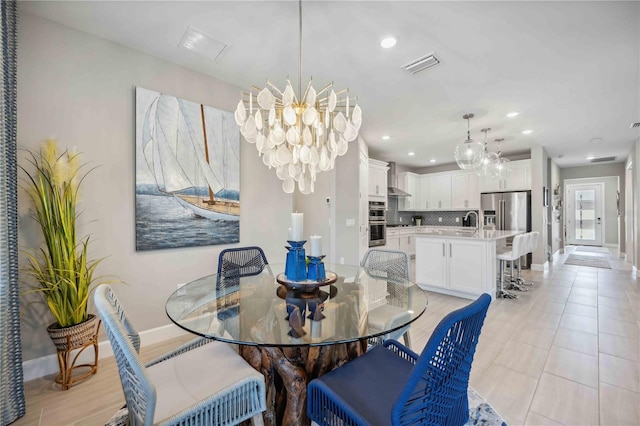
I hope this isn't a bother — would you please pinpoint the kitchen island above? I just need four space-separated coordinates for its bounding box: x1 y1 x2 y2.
414 229 523 300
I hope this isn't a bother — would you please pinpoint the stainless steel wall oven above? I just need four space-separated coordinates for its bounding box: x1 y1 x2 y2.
368 201 386 247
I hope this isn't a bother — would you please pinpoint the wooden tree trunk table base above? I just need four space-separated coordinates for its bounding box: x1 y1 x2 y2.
240 340 367 426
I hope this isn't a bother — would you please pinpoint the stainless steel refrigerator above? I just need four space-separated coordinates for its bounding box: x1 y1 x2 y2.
480 191 532 267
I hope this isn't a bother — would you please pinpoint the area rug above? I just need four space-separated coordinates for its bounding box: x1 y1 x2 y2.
106 388 508 425
564 254 611 269
576 246 610 254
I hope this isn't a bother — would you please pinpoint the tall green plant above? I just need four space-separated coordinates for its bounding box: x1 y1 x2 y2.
22 139 107 327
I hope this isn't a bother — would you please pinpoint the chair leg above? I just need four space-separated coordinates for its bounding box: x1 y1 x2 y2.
517 256 534 286
403 331 411 348
507 260 527 292
498 260 517 299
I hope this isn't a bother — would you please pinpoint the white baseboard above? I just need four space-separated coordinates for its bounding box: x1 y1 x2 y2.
22 323 189 383
552 250 561 261
603 244 619 248
531 261 549 271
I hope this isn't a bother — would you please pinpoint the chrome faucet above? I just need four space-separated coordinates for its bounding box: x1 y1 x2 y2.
464 211 479 233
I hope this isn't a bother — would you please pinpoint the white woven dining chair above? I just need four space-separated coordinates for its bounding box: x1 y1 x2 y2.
95 285 266 426
360 248 413 348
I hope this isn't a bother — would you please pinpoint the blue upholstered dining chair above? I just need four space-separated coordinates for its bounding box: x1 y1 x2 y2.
94 285 266 426
307 293 492 426
360 248 413 347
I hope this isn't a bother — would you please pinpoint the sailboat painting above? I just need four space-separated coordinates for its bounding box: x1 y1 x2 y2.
135 87 240 251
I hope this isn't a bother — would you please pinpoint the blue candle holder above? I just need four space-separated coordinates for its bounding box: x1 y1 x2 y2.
307 255 326 282
285 240 307 282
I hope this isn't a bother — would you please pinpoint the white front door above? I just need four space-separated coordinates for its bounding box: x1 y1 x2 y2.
565 183 604 246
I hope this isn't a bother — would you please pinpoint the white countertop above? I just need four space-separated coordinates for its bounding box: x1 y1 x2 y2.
414 229 522 241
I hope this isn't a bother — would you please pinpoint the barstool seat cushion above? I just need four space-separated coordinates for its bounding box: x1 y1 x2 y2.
496 249 516 261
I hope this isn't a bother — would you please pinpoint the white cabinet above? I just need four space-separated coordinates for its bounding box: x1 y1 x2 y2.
419 175 431 210
429 174 452 210
386 228 415 257
508 160 531 190
368 159 388 201
415 236 493 298
447 240 486 294
451 171 480 209
385 229 400 251
398 172 421 211
415 238 448 289
480 159 531 192
398 229 415 257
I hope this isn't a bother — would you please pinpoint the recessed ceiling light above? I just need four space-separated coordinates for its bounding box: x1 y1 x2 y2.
382 135 390 140
591 138 602 143
380 36 397 49
506 112 520 118
586 156 595 160
430 159 436 163
408 152 415 156
522 129 533 135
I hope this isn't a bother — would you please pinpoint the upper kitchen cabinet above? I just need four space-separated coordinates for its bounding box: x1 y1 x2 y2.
368 159 388 201
451 170 480 209
479 159 531 192
419 174 431 210
428 173 452 210
398 172 421 211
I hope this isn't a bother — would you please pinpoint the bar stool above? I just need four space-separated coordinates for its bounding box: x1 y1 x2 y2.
515 232 533 287
520 231 539 286
497 233 527 299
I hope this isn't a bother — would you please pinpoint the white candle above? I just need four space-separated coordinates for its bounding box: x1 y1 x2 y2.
291 213 303 241
310 235 322 257
288 228 292 241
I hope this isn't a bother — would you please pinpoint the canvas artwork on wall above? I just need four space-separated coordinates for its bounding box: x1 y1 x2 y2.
135 87 240 251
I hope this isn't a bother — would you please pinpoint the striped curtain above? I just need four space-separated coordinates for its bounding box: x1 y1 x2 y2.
0 1 25 424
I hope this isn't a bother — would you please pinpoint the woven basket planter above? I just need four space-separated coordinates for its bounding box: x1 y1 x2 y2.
47 314 98 351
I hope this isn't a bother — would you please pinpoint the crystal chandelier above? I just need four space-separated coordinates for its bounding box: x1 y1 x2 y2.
454 113 484 170
475 127 498 177
234 0 361 194
490 138 511 179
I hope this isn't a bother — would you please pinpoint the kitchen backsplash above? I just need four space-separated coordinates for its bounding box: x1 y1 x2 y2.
387 197 477 227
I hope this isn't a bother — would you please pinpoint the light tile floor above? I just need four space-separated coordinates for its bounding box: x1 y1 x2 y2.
408 245 640 426
13 246 640 425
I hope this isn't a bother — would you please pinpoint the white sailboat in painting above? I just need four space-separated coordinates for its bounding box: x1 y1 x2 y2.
141 89 240 221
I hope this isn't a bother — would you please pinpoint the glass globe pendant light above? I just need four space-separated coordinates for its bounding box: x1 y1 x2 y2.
454 113 484 170
490 138 511 179
475 127 498 177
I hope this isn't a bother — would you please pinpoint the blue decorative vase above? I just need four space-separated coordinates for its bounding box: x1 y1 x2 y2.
285 240 307 282
307 255 326 281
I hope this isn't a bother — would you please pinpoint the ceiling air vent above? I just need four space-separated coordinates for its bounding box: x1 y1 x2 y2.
631 122 640 128
590 156 616 163
401 53 440 74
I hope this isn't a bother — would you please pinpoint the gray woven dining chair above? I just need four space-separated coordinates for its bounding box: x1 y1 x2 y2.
361 248 413 348
95 285 266 426
217 246 272 279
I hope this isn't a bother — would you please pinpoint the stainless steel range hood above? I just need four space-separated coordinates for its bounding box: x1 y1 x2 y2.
387 162 411 197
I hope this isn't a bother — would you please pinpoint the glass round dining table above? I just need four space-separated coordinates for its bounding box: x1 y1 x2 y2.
165 263 428 426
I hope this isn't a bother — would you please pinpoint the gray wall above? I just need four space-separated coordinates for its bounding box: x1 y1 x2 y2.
531 146 548 266
549 159 562 256
17 13 293 361
292 139 362 266
560 162 625 251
